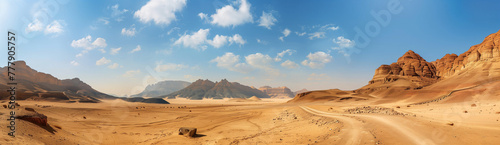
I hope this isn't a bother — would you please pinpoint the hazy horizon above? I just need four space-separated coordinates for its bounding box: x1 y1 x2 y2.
2 0 500 96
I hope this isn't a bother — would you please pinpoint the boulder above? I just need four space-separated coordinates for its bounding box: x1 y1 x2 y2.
178 127 197 137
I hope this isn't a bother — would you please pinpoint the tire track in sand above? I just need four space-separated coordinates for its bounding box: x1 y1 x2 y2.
300 106 368 145
301 106 436 145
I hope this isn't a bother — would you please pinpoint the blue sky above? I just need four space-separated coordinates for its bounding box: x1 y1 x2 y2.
1 0 500 96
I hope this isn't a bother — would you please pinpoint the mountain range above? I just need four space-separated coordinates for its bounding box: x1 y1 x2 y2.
131 80 191 98
0 61 113 102
162 79 270 100
0 61 169 104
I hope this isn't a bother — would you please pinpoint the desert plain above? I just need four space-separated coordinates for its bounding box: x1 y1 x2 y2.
1 93 500 145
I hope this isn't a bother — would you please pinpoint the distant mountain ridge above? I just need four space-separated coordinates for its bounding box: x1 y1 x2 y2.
0 61 168 104
0 61 114 102
258 86 294 98
131 80 191 98
163 79 270 100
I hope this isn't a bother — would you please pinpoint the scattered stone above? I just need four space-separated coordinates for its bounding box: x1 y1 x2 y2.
345 106 413 117
447 122 454 126
83 116 87 119
25 108 36 112
2 105 7 108
471 104 477 107
464 110 468 113
178 127 197 137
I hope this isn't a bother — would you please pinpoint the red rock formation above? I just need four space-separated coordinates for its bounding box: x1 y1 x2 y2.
432 29 500 78
370 50 438 86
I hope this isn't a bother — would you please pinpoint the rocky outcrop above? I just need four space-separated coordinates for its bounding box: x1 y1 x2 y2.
293 89 309 96
131 80 191 98
163 79 270 100
16 111 48 127
369 50 438 87
258 86 294 98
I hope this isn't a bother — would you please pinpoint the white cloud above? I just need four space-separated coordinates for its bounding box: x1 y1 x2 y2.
123 70 141 77
155 63 188 72
308 32 325 40
71 35 107 51
25 19 43 33
111 47 121 55
321 24 339 31
296 32 306 36
108 63 119 69
333 36 355 48
121 27 136 36
98 17 110 25
175 29 210 50
258 11 277 29
245 53 280 76
70 61 79 66
274 49 295 62
228 34 246 45
281 60 299 69
130 45 142 53
256 39 267 44
332 36 358 62
245 53 273 69
76 53 83 57
301 51 332 69
110 4 128 21
209 35 228 48
176 29 246 49
134 0 187 25
44 20 64 34
283 28 291 37
210 0 253 27
308 73 331 81
167 27 180 35
98 49 106 53
96 57 111 66
279 28 291 41
92 38 107 48
211 52 252 73
198 12 208 20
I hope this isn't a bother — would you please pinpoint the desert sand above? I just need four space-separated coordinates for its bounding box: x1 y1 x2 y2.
1 95 499 145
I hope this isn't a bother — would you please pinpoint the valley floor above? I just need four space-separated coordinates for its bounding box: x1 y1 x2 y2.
1 98 500 145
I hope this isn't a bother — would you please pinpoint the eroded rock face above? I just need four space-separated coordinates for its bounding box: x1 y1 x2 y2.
433 30 500 77
370 50 438 85
369 30 500 86
258 86 295 99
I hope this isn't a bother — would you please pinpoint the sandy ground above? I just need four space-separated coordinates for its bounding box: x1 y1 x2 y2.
1 97 500 145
